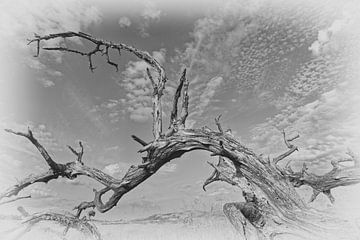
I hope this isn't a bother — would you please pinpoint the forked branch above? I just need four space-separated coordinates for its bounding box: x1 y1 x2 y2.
67 141 84 164
3 32 360 240
5 128 60 171
284 150 360 203
203 157 237 191
1 128 124 213
28 31 167 139
273 130 299 167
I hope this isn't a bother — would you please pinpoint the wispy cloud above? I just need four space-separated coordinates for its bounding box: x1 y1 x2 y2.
29 185 58 199
309 7 356 56
159 163 177 174
0 121 62 154
0 0 102 87
250 73 360 172
190 76 223 119
0 153 22 189
138 0 161 37
113 48 166 123
103 162 131 178
118 16 132 28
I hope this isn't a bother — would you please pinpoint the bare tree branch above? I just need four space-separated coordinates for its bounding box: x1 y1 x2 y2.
131 135 148 146
203 157 237 191
21 210 102 240
273 130 299 171
146 67 156 89
286 155 360 203
1 128 122 209
169 69 187 128
28 31 167 140
3 31 359 240
5 128 60 171
179 69 189 128
102 45 118 71
215 115 223 133
67 141 84 164
0 170 59 200
0 195 31 205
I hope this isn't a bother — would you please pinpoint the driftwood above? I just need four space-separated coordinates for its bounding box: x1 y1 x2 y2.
1 31 360 239
10 206 102 240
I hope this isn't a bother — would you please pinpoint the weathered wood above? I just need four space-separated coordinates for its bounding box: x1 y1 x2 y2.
20 209 102 240
1 32 359 239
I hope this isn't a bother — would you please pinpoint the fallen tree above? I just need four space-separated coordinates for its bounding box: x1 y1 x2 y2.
1 31 360 239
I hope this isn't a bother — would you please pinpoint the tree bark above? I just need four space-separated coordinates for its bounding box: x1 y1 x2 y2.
1 31 359 239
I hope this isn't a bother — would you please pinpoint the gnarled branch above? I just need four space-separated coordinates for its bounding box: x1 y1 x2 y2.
285 152 360 203
203 157 237 191
21 209 102 240
169 69 187 128
273 130 299 167
0 195 31 205
1 128 123 213
214 115 223 133
5 128 60 171
3 31 360 240
28 31 167 139
67 141 84 164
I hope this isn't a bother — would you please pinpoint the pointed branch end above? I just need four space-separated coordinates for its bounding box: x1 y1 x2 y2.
131 135 148 147
4 128 13 134
146 68 156 87
215 115 223 133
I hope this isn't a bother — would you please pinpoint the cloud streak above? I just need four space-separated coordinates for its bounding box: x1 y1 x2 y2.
138 0 161 37
109 48 166 123
118 16 132 28
0 0 102 87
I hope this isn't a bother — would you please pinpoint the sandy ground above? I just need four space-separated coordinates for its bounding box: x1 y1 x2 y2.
0 213 240 240
1 208 360 240
1 185 360 240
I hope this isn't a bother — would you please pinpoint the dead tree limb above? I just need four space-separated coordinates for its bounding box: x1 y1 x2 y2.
2 32 360 239
0 195 31 205
273 130 299 166
27 31 167 139
21 209 102 240
5 128 60 171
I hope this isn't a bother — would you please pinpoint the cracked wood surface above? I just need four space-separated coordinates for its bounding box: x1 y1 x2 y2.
1 31 360 240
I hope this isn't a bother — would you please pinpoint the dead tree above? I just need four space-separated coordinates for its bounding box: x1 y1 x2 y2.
12 206 102 240
1 32 360 239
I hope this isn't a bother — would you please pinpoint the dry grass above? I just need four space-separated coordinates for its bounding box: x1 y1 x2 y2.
0 210 239 240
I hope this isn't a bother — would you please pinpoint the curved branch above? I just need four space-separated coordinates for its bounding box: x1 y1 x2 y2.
0 195 31 205
22 210 102 240
1 129 122 204
273 130 299 166
28 31 167 139
203 157 237 191
285 153 360 203
0 170 59 200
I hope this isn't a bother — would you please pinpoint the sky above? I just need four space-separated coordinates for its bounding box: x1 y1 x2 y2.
0 0 360 219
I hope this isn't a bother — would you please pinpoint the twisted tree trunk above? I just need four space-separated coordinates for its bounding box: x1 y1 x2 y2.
1 32 360 239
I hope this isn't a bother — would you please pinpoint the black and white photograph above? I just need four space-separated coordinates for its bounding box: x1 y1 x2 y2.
0 0 360 239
